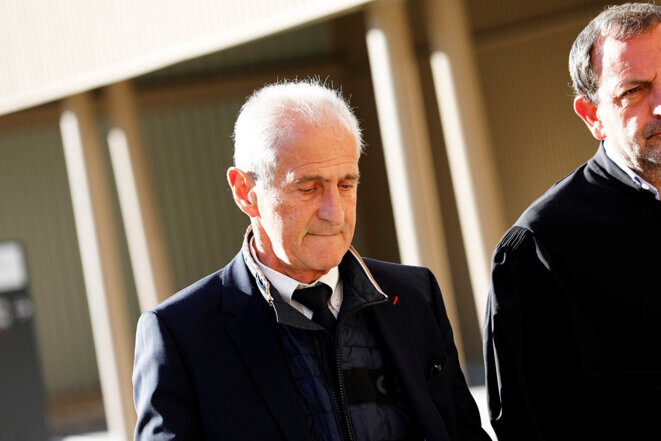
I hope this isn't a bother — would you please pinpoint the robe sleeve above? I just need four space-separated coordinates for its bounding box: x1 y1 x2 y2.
484 226 590 441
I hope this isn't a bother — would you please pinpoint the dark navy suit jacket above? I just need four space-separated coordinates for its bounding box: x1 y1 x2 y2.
133 251 489 441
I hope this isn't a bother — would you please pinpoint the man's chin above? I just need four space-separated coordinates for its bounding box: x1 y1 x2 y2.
642 144 661 165
305 232 352 248
305 249 349 271
307 232 342 238
301 233 352 263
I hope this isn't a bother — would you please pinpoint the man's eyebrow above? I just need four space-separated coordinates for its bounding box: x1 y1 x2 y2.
292 173 360 184
617 78 650 90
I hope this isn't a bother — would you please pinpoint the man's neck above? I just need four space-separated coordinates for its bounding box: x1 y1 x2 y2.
627 158 661 195
250 235 330 284
638 162 661 194
603 141 660 197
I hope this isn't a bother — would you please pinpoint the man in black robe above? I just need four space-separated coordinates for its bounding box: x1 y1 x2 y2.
484 3 661 440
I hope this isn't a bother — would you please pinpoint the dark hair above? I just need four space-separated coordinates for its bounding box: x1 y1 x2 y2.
569 3 661 104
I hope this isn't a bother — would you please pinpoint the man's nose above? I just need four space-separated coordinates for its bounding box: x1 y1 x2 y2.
653 85 661 116
317 188 344 225
654 102 661 117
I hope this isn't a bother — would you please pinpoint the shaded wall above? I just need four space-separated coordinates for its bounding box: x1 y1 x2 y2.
0 124 100 397
0 1 626 429
469 0 611 222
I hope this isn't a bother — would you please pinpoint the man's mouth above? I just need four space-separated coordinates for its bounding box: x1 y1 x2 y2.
643 122 661 139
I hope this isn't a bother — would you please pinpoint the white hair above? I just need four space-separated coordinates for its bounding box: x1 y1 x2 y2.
232 79 364 182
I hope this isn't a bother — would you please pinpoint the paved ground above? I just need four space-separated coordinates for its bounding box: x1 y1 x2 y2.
53 432 113 441
470 385 496 439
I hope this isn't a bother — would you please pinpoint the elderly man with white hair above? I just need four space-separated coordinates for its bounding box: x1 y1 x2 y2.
132 80 490 441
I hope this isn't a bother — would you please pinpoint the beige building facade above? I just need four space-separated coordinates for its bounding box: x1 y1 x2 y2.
0 0 612 439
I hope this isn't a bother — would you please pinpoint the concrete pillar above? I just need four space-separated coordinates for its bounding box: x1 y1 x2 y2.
60 93 136 441
364 0 464 361
424 0 507 326
107 81 173 312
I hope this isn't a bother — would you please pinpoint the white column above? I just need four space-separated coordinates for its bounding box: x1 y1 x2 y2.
107 81 173 312
425 0 507 326
365 0 464 361
60 93 136 441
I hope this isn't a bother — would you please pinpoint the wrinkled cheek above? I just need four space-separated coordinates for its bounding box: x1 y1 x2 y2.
624 115 645 138
271 217 285 234
621 119 635 135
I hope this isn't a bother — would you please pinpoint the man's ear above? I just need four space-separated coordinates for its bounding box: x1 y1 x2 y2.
227 167 259 217
574 95 606 140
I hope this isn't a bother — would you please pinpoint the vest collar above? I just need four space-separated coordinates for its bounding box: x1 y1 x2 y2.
240 226 387 328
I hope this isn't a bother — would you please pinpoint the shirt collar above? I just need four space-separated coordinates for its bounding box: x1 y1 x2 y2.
240 225 386 327
249 236 340 306
603 140 659 199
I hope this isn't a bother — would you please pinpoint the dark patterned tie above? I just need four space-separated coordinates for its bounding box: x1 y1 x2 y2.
292 284 336 333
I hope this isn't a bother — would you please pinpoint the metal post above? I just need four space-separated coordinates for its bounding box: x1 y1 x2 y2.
107 81 173 312
60 93 136 441
365 0 464 362
424 0 507 326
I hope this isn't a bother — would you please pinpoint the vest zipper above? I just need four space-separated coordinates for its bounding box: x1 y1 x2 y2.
334 297 388 441
312 335 344 439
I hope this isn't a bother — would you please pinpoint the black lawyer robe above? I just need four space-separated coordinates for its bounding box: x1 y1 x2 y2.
485 144 661 440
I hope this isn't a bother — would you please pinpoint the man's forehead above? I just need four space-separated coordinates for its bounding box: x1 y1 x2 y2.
593 34 627 77
282 159 360 182
594 24 661 79
269 129 359 184
290 171 360 184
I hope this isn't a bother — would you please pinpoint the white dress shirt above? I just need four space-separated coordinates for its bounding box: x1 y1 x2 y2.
249 239 343 319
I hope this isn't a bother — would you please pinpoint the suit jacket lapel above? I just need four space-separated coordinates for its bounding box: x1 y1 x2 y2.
370 301 451 441
223 255 309 441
